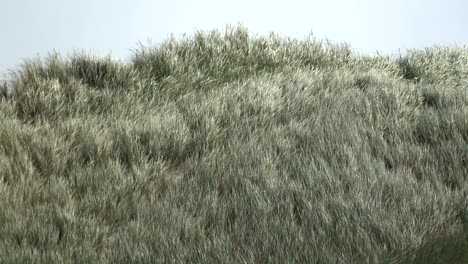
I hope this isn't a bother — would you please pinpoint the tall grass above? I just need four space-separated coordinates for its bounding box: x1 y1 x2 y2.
0 24 467 263
131 25 353 87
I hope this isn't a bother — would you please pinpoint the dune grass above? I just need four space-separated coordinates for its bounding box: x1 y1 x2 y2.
0 24 467 263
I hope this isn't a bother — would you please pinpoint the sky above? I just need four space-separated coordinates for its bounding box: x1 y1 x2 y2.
1 0 467 79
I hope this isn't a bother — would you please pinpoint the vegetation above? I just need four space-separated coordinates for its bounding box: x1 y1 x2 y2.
0 24 467 263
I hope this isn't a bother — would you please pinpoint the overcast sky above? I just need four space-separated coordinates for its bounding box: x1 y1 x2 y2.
1 0 467 79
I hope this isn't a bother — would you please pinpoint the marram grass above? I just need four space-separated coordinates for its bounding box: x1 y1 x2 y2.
0 24 467 263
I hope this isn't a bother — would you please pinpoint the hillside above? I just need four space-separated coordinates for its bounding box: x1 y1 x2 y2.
0 24 467 263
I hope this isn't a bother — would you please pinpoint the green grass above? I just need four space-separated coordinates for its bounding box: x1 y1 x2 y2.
0 24 467 263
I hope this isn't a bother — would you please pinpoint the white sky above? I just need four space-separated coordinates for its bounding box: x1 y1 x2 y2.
1 0 467 78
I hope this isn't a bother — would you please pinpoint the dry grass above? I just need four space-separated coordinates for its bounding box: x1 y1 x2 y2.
0 24 467 263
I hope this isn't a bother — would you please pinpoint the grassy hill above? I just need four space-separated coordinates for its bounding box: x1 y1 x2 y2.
0 24 467 263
